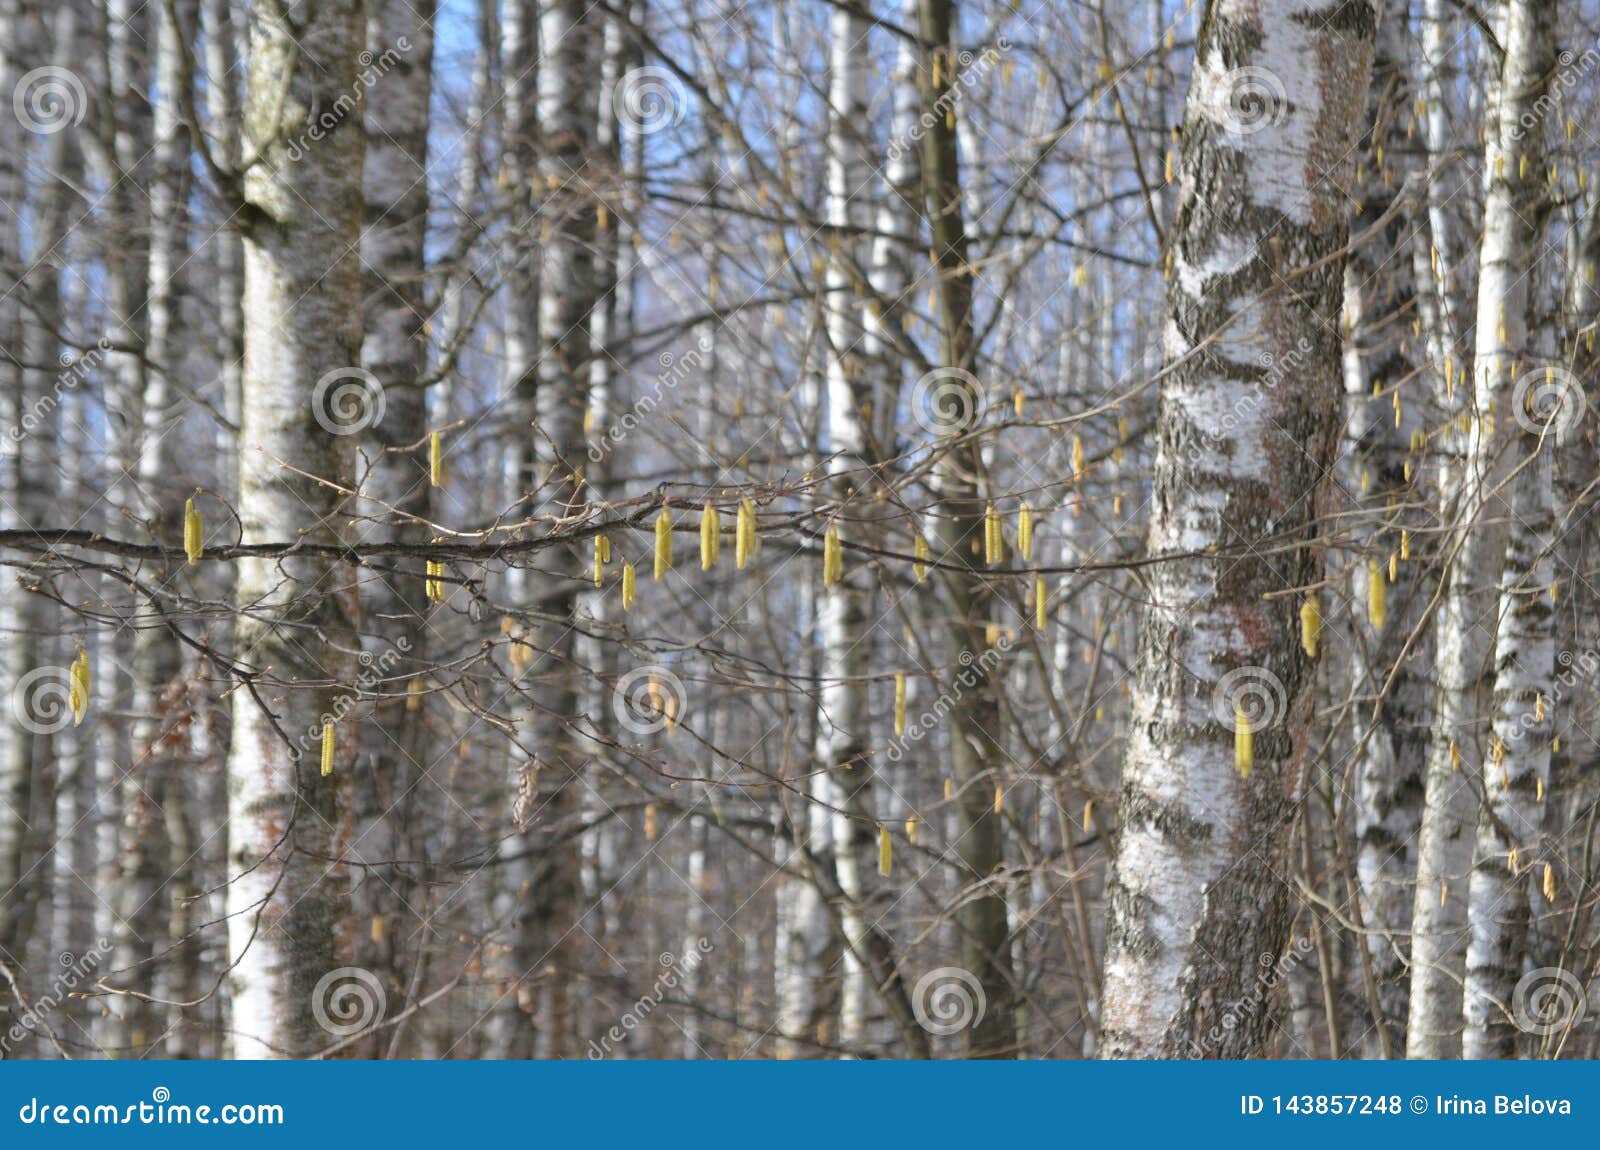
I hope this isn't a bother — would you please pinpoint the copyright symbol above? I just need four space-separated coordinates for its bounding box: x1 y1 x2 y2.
1409 1096 1428 1114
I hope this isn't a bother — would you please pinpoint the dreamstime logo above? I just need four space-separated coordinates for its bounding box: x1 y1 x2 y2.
284 39 412 161
1211 666 1288 733
589 333 713 463
1512 47 1600 141
311 966 386 1037
586 938 714 1058
885 38 1010 164
12 666 73 735
910 367 984 436
1216 67 1288 135
312 367 386 435
1512 967 1587 1037
1 937 111 1053
613 666 687 735
1186 936 1314 1055
9 339 113 441
13 66 87 134
612 66 688 135
911 967 986 1035
884 634 1013 764
1512 364 1586 445
295 638 411 756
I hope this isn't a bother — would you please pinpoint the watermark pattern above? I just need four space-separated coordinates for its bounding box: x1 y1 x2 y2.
1511 47 1600 140
611 65 688 136
296 638 412 757
588 333 714 463
312 367 386 435
2 938 111 1054
910 366 984 437
311 966 386 1037
885 39 1010 164
883 634 1012 764
613 666 687 735
1216 67 1288 135
1185 936 1315 1055
1512 363 1586 444
8 340 112 441
911 966 986 1035
284 40 412 161
1211 665 1288 733
12 66 87 134
1512 967 1587 1037
586 939 713 1058
17 1088 283 1126
11 666 73 735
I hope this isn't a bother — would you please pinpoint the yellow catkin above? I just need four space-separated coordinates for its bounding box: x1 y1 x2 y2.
943 777 954 802
1300 596 1321 658
426 559 446 603
598 534 611 564
1013 388 1025 416
645 804 657 840
736 500 756 569
69 649 90 726
1551 578 1560 603
1535 693 1546 722
429 430 443 487
1017 502 1034 560
982 503 1001 566
878 825 892 877
1543 863 1557 902
1389 552 1398 583
905 816 918 844
320 722 335 777
593 536 606 586
823 526 843 587
700 502 721 570
1509 846 1520 873
1071 435 1086 480
913 534 929 582
993 783 1004 814
894 673 907 736
1450 740 1461 772
406 676 424 712
1035 575 1048 631
1367 560 1386 631
621 562 636 610
1235 709 1253 777
183 497 203 565
1083 799 1095 833
654 508 673 579
1401 529 1411 560
370 915 386 944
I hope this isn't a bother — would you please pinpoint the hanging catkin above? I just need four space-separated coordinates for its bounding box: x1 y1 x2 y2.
1235 708 1253 777
1300 595 1321 658
426 559 446 603
1035 575 1048 631
823 526 843 587
1017 502 1033 560
429 430 443 487
913 534 929 582
654 508 673 579
320 722 336 777
878 825 892 877
894 673 907 736
69 648 90 726
736 499 756 569
621 562 636 610
183 497 203 565
700 502 721 570
1367 559 1386 631
983 503 1002 566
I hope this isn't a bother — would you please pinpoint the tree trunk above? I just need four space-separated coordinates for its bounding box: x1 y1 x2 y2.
225 0 367 1059
1099 0 1375 1059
